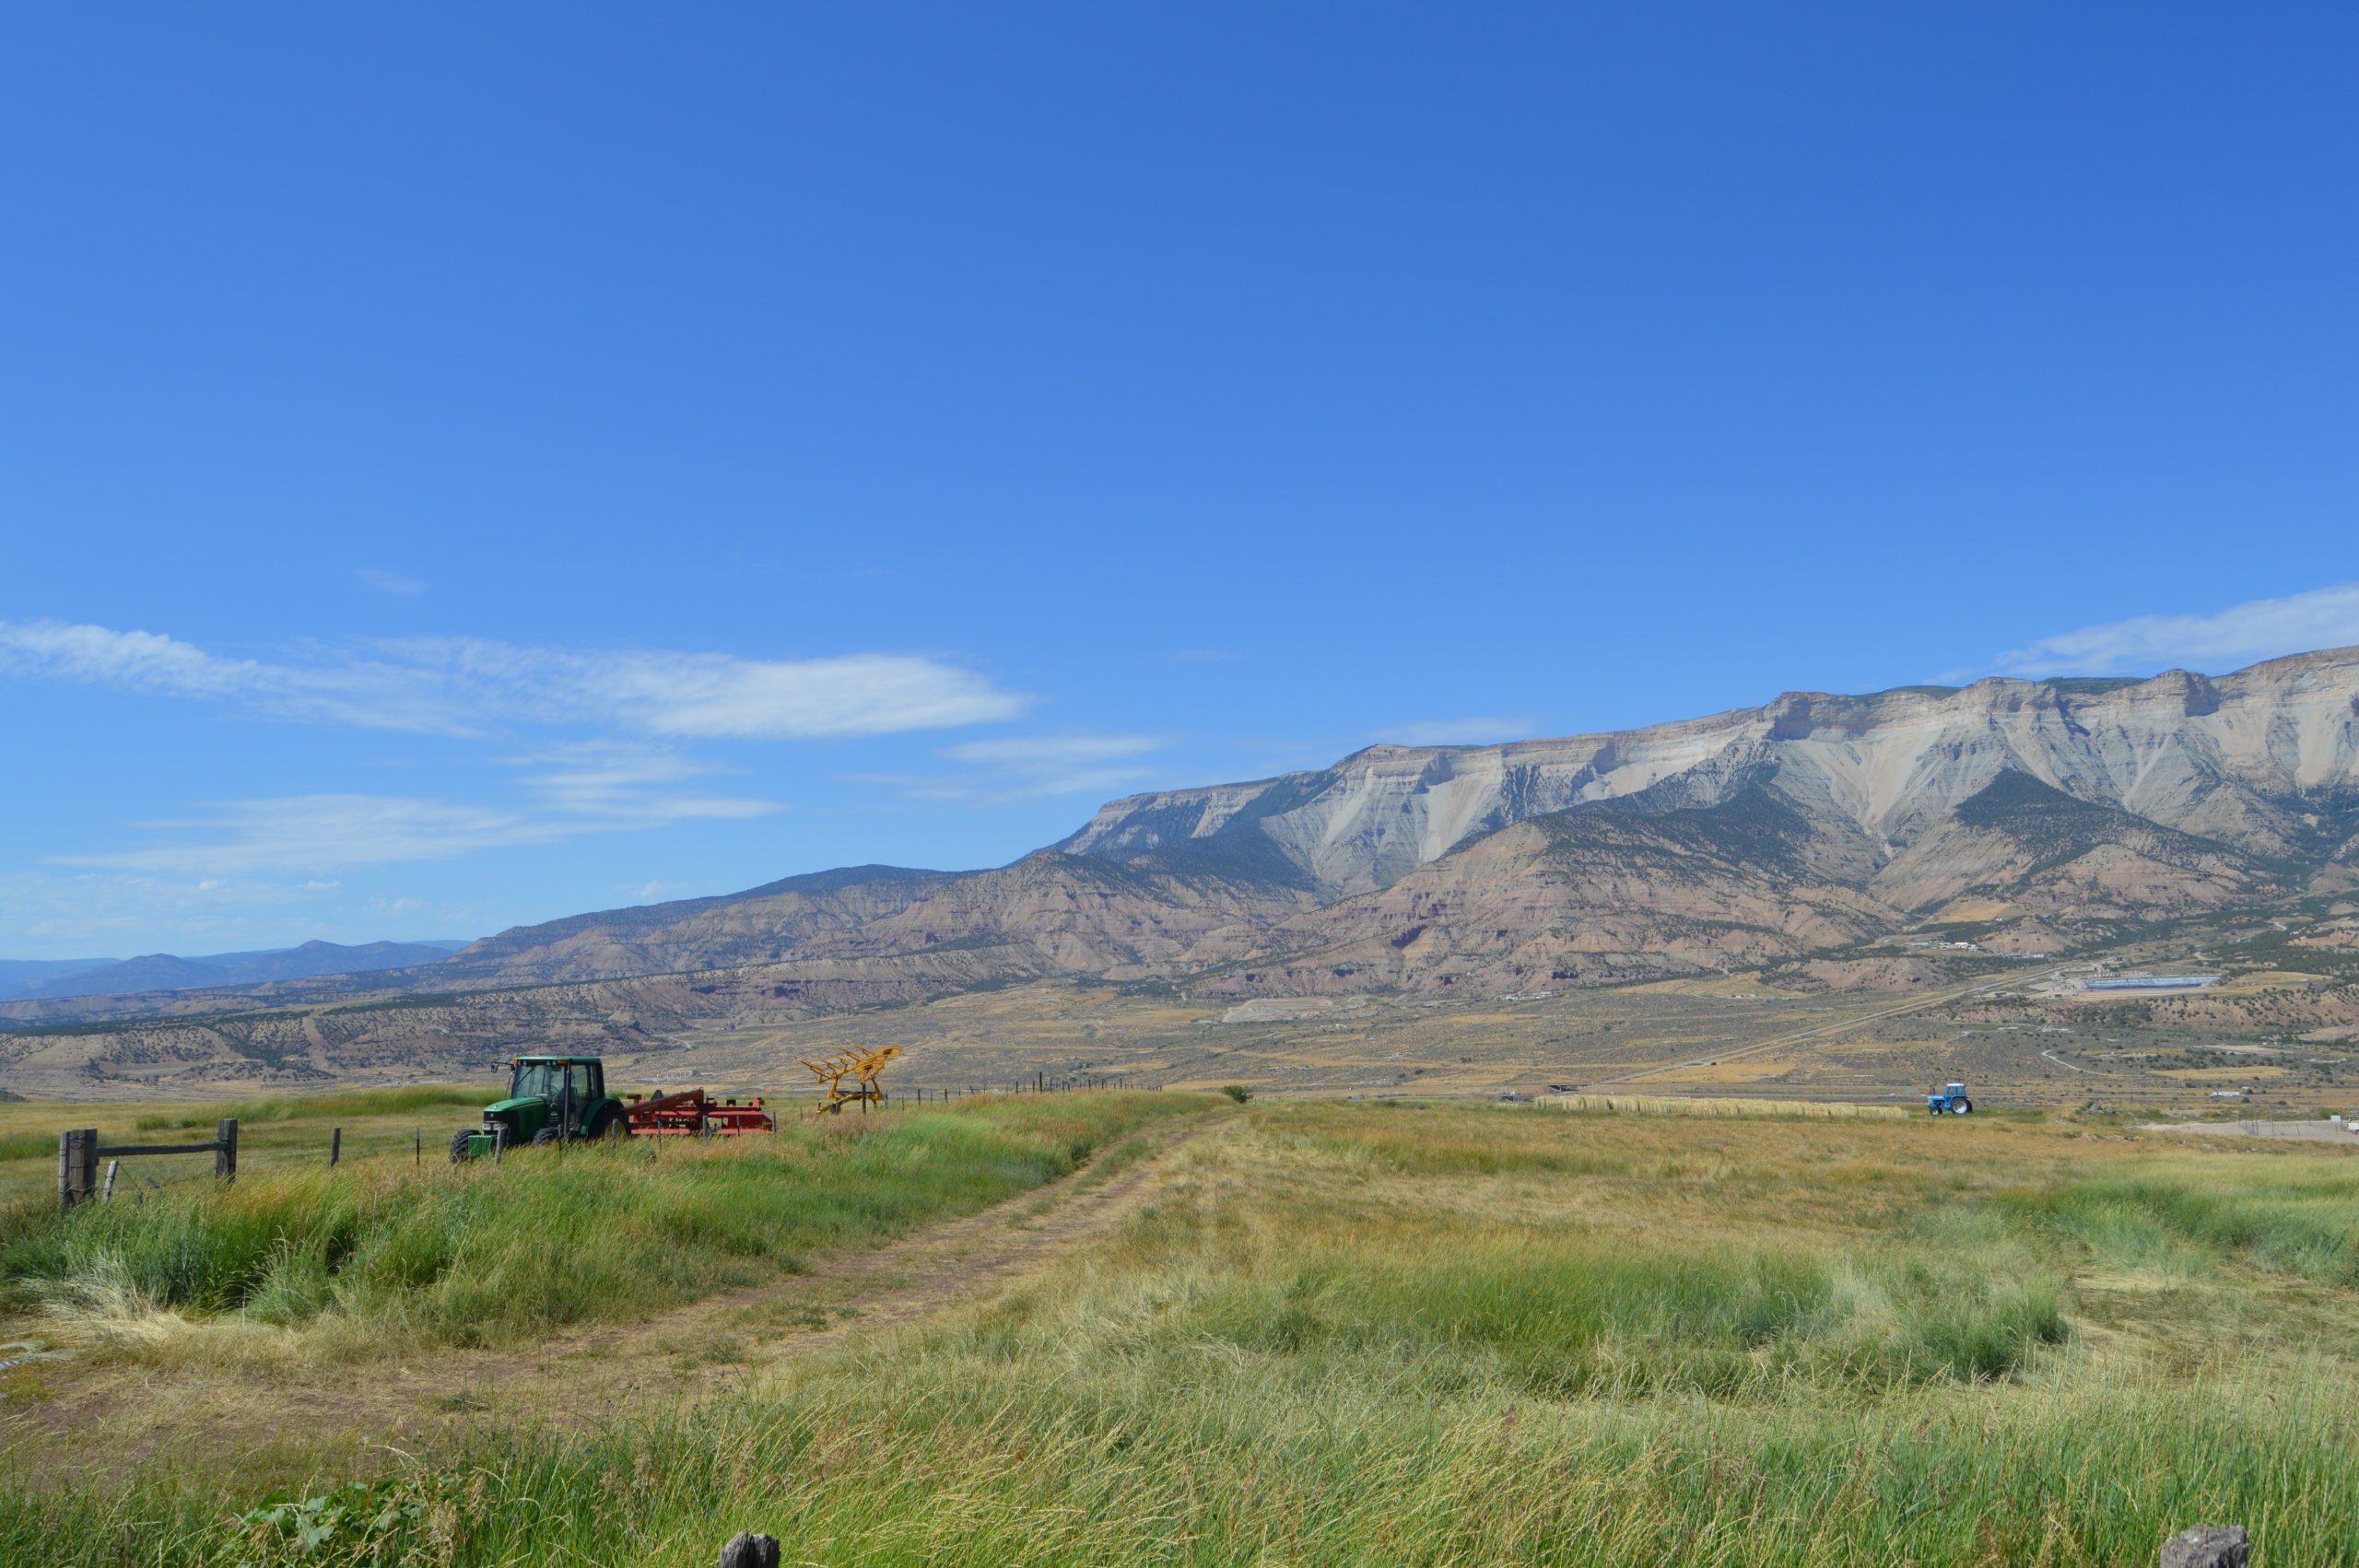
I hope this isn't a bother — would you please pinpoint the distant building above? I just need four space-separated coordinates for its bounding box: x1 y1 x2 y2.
2086 974 2222 991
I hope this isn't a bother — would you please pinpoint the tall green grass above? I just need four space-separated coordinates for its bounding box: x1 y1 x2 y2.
1179 1235 2064 1396
2019 1170 2359 1284
0 1093 1206 1352
12 1102 2359 1564
5 1363 2348 1565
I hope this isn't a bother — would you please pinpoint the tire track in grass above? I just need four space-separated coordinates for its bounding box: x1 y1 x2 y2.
0 1111 1233 1485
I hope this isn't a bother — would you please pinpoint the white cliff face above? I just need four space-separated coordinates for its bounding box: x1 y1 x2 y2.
1062 647 2359 896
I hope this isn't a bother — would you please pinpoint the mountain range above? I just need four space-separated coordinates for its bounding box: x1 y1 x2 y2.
9 647 2359 1021
0 940 469 1002
422 645 2359 1000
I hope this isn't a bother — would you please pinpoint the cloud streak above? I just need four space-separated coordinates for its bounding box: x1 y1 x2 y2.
857 733 1172 803
1373 715 1540 746
0 869 334 951
0 621 1029 739
49 788 780 877
1993 582 2359 677
357 568 430 597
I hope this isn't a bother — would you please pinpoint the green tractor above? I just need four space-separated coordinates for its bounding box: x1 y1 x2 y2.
450 1054 632 1162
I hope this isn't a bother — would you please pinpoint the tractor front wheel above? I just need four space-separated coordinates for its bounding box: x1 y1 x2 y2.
531 1127 563 1147
449 1129 476 1164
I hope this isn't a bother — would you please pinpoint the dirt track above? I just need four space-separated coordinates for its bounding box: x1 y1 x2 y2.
0 1111 1229 1485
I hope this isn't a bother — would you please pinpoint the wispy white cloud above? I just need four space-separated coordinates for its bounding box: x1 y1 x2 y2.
939 735 1168 771
1373 715 1540 746
47 785 780 878
503 740 774 820
1991 582 2359 677
48 741 780 880
0 869 334 952
357 568 430 597
0 621 1029 739
856 733 1172 803
0 620 453 730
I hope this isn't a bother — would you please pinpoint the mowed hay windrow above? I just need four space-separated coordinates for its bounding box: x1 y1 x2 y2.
1536 1092 1912 1119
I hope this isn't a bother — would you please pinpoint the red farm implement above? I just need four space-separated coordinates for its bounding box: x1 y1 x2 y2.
622 1087 777 1137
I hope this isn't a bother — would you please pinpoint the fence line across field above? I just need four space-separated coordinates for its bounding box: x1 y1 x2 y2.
47 1072 1144 1211
58 1117 236 1211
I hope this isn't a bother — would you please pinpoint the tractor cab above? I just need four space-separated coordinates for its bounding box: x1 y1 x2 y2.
451 1054 630 1161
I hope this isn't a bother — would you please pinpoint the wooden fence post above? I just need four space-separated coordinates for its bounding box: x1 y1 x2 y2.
215 1117 238 1183
58 1128 97 1211
329 1127 342 1167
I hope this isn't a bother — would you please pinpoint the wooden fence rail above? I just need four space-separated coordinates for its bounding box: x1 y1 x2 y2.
58 1117 236 1211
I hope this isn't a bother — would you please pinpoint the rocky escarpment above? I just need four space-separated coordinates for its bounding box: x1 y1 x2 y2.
1063 648 2359 897
13 648 2359 1032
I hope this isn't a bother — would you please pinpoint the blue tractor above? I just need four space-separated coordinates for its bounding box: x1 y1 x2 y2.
1926 1081 1974 1116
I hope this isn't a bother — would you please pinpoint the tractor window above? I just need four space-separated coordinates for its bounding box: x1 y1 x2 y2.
564 1065 593 1107
511 1061 560 1101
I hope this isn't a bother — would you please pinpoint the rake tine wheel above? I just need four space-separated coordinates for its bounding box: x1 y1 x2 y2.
803 1044 902 1116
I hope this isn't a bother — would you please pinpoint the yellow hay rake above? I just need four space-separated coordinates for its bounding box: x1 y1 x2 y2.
801 1044 901 1116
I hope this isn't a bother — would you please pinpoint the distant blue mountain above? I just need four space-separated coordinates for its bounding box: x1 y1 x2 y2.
3 939 467 1001
0 957 125 1002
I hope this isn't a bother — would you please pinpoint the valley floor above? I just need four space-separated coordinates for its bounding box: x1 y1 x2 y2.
7 1094 2359 1562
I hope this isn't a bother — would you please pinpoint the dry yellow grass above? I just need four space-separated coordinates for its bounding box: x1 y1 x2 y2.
19 1100 2359 1562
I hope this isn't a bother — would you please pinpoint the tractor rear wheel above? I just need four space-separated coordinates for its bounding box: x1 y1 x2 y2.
591 1107 631 1141
449 1129 476 1164
1956 1099 1974 1114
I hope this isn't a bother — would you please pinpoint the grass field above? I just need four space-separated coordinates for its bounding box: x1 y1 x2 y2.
0 1090 1206 1362
7 1094 2359 1562
0 1083 504 1205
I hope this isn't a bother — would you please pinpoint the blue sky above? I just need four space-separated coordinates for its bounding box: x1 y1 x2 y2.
4 4 2355 958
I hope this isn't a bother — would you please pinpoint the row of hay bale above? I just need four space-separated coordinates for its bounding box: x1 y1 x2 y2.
1534 1093 1911 1121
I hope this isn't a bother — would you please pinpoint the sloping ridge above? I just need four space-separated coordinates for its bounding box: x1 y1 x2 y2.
1063 646 2359 897
18 647 2359 1025
16 940 465 1001
228 648 2359 997
430 849 1314 989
